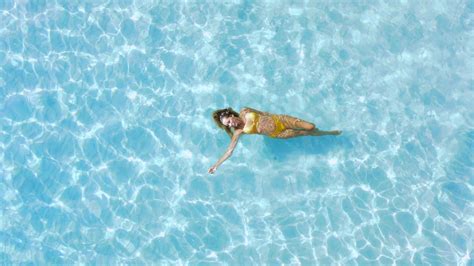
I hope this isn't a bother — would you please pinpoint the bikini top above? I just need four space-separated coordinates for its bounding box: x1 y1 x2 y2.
243 112 259 134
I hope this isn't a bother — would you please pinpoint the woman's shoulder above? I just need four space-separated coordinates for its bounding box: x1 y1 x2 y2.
240 107 262 114
240 107 274 117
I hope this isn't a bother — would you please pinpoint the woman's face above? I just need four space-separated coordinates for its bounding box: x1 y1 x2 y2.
221 116 239 128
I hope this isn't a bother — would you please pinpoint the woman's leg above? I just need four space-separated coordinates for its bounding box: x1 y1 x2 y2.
310 129 342 136
278 115 316 131
275 129 341 139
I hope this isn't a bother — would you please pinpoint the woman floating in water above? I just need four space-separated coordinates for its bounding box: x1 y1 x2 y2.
208 107 341 174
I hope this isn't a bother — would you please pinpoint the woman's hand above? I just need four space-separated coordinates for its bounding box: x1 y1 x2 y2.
208 165 217 174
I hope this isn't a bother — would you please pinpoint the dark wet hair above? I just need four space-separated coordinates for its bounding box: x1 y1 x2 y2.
212 107 240 138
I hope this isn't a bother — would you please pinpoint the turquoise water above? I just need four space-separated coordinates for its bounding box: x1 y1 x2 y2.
1 0 473 264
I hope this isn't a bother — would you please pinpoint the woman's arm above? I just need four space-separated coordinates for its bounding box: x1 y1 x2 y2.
208 129 243 174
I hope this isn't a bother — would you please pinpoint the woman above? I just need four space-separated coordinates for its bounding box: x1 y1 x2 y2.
208 107 341 174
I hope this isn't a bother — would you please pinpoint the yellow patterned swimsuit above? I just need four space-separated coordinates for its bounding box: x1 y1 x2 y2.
242 112 287 138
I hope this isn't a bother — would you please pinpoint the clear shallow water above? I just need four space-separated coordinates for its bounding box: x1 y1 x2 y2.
1 0 473 264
